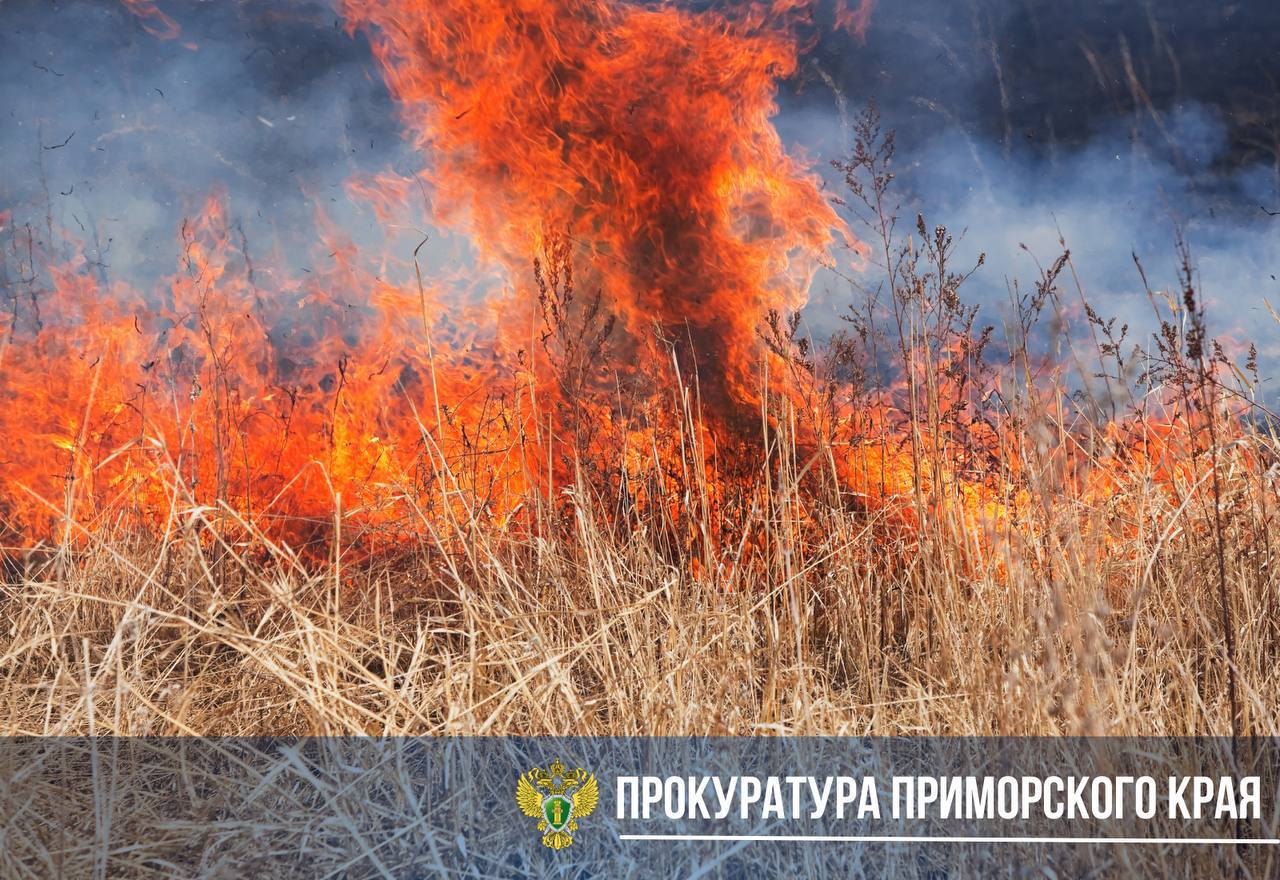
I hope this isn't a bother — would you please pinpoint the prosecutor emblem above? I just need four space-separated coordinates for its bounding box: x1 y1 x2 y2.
515 758 599 850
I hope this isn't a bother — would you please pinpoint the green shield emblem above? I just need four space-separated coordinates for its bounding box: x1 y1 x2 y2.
543 795 572 831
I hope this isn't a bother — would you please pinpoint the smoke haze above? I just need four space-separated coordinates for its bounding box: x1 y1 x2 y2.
3 0 1278 373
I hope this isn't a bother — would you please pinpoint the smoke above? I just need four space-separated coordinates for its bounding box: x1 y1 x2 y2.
793 101 1280 371
904 107 1278 341
787 0 1280 380
2 0 1277 378
0 0 420 288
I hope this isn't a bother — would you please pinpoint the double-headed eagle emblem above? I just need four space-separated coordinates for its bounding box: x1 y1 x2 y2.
515 758 599 850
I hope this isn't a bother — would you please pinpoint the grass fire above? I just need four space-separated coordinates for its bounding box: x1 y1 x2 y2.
0 0 1277 754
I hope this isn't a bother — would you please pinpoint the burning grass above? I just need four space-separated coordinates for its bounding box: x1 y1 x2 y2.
3 4 1280 878
0 373 1276 738
2 147 1277 739
0 1 1276 741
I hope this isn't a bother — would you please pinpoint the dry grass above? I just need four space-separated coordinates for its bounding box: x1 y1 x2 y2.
1 383 1276 739
2 109 1278 742
2 119 1278 880
3 375 1280 875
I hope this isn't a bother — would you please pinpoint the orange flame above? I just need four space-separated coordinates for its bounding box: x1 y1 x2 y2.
3 0 1255 571
341 0 869 423
3 0 890 554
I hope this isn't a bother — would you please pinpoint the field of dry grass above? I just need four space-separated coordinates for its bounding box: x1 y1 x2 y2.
1 407 1275 739
0 135 1274 741
2 112 1277 744
3 3 1279 875
2 124 1278 880
3 290 1277 741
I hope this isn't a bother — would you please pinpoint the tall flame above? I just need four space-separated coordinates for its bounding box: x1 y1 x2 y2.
1 0 876 550
342 0 868 422
3 0 1245 566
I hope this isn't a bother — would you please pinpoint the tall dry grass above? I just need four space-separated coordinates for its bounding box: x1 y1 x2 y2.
0 387 1276 739
1 107 1278 741
2 319 1277 737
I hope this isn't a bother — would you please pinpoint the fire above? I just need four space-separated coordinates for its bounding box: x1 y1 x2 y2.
340 0 877 417
0 0 1255 569
1 190 536 549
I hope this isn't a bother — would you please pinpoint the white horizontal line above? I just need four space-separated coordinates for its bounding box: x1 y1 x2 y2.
620 834 1280 845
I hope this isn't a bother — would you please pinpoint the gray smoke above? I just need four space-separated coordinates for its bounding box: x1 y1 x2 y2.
2 0 1277 379
0 0 418 288
788 0 1280 381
